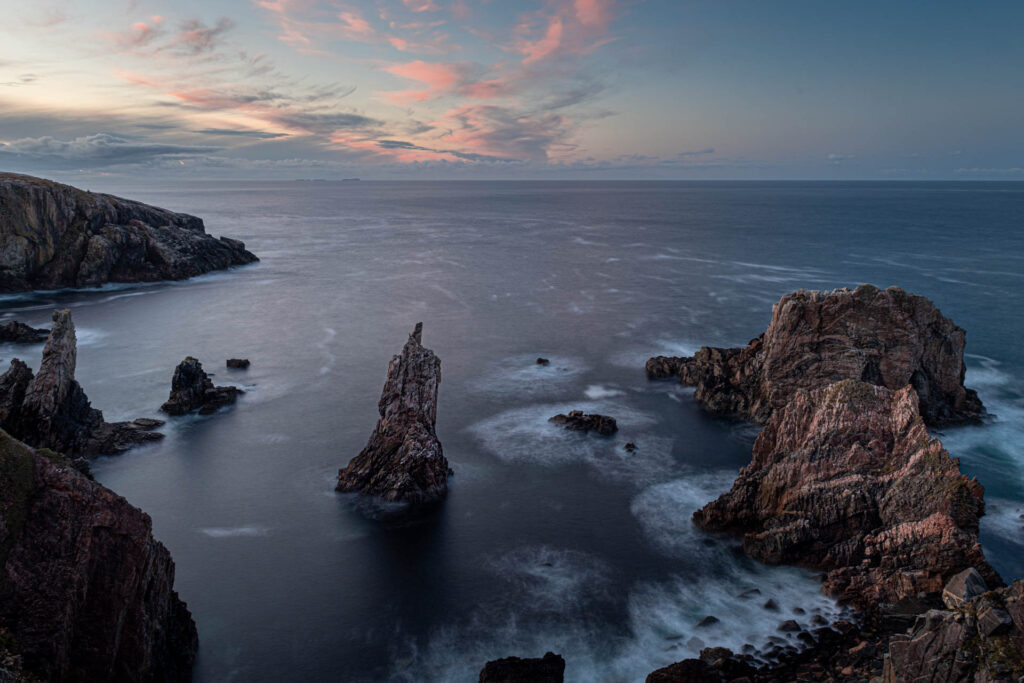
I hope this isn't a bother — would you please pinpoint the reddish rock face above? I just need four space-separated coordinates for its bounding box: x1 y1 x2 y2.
0 429 197 681
337 323 451 503
693 379 999 608
647 284 983 427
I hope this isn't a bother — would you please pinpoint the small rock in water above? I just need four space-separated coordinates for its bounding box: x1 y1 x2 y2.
548 410 618 435
763 599 779 611
624 441 637 453
0 320 49 344
738 588 761 599
696 615 720 628
161 357 243 416
778 619 801 632
536 357 550 366
479 652 564 683
226 358 251 369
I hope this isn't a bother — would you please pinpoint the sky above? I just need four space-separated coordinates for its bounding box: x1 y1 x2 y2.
0 0 1022 180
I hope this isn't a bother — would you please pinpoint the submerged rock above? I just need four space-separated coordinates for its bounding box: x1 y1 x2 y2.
161 357 242 416
0 428 197 681
0 320 48 344
692 379 999 608
647 284 983 427
226 358 250 369
536 357 550 366
479 652 565 683
337 323 450 503
0 173 258 292
0 310 163 461
548 410 618 435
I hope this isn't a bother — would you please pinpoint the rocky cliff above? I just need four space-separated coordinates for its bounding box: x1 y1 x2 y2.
336 323 451 503
0 309 162 464
693 379 999 608
0 173 257 292
0 428 197 681
647 284 983 427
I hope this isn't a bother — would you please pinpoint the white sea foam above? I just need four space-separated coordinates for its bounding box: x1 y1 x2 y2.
487 546 613 613
466 354 589 397
609 338 701 369
630 471 738 559
199 526 270 538
584 384 625 399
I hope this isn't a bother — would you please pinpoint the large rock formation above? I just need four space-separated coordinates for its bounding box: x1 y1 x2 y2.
0 320 48 344
693 379 1000 608
0 310 162 463
479 652 565 683
336 323 450 503
647 284 983 427
0 172 257 292
160 357 242 416
0 428 198 681
548 410 618 435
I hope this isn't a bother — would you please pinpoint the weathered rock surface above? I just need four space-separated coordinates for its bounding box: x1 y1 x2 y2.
0 428 197 681
693 379 999 609
225 358 250 369
548 410 618 435
479 652 565 683
0 310 163 462
647 284 983 427
161 357 242 416
336 323 450 503
0 172 257 292
0 321 48 344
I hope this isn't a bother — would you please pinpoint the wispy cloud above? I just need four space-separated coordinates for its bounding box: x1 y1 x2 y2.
0 133 217 166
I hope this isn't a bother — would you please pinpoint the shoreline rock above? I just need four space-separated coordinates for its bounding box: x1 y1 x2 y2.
0 310 163 465
548 410 618 435
226 358 250 369
0 428 197 681
337 323 451 504
161 357 242 415
0 172 257 292
479 652 565 683
647 284 983 427
0 320 48 344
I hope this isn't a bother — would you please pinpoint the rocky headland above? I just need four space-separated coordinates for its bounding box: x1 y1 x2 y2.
0 309 163 467
336 323 451 504
0 172 257 292
646 284 983 427
0 321 48 344
0 428 198 681
161 357 242 416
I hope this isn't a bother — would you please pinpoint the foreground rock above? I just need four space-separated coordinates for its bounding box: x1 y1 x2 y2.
693 379 999 608
0 310 163 463
0 320 48 344
647 285 983 427
337 323 450 503
479 653 565 683
0 428 197 681
161 357 242 415
226 358 250 369
0 172 257 292
548 410 618 435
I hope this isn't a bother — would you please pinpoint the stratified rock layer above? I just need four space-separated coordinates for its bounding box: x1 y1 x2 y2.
0 310 163 461
647 284 982 427
336 323 450 503
0 321 48 344
160 357 242 416
0 428 197 681
693 379 999 608
0 172 257 292
479 653 565 683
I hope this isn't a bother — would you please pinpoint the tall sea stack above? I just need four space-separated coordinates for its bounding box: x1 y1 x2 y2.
336 323 450 503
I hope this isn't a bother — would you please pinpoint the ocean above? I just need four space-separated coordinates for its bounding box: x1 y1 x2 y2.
2 180 1022 681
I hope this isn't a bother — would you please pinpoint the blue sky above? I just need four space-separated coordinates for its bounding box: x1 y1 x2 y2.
0 0 1021 180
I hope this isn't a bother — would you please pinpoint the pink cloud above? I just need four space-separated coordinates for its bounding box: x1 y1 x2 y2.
517 16 563 65
574 0 613 29
509 0 619 64
402 0 440 12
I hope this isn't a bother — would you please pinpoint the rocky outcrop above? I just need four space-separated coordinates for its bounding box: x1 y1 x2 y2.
548 411 618 435
0 321 47 344
693 379 999 608
160 357 242 416
225 358 250 369
0 310 163 463
647 285 983 427
0 428 197 681
0 172 257 292
336 323 450 503
479 653 565 683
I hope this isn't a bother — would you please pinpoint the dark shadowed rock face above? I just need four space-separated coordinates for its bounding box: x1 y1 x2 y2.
479 652 565 683
337 323 450 504
226 358 250 369
647 284 983 427
0 321 48 344
693 379 999 609
0 429 197 681
548 410 618 435
0 172 257 292
0 310 163 462
161 357 242 416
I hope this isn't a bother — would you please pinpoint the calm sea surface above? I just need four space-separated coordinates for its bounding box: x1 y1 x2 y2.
2 181 1022 682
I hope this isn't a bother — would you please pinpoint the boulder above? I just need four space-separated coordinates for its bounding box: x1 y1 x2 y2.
647 285 983 427
479 652 564 683
226 358 250 369
337 323 451 503
0 172 257 292
161 357 242 416
942 567 989 609
548 411 618 435
0 429 197 681
0 320 48 344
